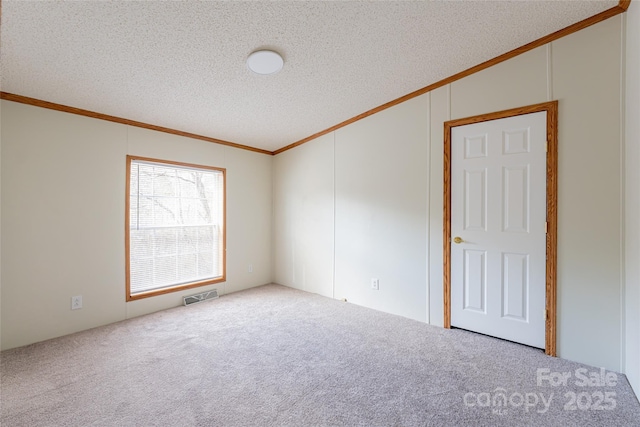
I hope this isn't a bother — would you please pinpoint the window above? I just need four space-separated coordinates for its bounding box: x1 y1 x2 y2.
126 156 225 301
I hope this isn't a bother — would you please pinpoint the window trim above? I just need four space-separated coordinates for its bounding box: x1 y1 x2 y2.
125 155 226 301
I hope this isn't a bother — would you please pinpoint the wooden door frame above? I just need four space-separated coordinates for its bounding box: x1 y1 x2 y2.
443 101 558 356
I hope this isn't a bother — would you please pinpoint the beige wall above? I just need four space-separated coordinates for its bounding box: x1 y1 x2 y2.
0 101 273 350
333 95 429 321
273 133 334 298
552 15 622 371
625 2 640 396
273 16 626 371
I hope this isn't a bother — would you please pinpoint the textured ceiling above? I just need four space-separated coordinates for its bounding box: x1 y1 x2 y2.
0 1 618 153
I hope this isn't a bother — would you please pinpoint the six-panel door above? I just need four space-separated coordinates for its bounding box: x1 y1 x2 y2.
450 111 547 349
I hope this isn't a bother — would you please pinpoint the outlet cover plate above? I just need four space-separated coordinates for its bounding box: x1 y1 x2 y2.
71 295 82 310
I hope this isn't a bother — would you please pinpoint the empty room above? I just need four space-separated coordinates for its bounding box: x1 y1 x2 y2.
2 1 640 426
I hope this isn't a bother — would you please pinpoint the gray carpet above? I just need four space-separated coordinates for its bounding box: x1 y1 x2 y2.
1 284 639 427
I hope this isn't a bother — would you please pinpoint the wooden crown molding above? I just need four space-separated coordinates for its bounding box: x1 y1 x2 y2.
273 0 630 155
0 92 273 156
1 1 630 156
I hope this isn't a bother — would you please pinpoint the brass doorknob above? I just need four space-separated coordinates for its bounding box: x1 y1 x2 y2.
453 236 463 244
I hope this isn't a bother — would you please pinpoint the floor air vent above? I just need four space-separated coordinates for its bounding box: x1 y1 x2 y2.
183 289 219 306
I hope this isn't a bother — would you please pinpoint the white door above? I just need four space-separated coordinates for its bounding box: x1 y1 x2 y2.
450 111 547 349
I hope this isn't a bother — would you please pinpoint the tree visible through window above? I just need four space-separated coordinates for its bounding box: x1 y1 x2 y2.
126 156 225 300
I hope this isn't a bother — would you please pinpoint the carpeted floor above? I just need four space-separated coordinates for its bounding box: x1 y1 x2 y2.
1 284 639 426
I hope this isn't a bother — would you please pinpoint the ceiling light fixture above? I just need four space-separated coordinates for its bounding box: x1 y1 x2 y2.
247 50 284 75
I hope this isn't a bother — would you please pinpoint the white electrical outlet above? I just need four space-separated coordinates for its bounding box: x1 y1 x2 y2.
248 264 253 273
71 295 82 310
371 278 379 290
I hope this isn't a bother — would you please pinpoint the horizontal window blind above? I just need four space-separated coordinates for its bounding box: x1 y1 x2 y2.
128 159 224 295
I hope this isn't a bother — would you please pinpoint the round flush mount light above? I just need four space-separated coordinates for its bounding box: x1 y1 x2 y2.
247 50 284 75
